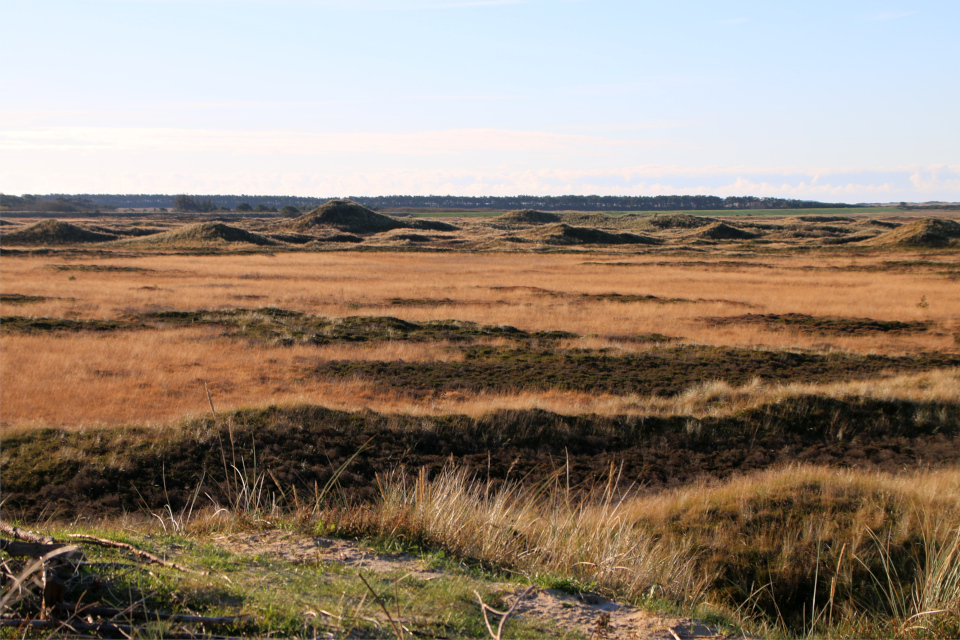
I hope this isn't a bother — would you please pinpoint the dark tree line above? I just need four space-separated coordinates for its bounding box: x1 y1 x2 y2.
37 193 858 212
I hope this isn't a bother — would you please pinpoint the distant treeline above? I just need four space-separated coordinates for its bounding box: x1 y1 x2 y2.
30 193 858 212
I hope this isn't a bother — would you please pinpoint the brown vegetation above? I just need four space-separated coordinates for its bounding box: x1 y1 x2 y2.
2 208 959 638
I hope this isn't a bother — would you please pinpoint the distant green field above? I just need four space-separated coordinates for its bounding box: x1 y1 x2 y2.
409 206 902 218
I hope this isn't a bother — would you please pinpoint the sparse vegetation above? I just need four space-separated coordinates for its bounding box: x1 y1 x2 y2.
2 205 959 638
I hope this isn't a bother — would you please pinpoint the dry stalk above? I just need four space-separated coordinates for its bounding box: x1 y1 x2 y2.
474 585 534 640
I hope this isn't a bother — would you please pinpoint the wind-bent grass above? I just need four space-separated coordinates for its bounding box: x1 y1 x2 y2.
324 464 960 639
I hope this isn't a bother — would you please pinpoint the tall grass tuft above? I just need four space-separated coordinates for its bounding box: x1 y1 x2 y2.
332 465 711 605
325 464 960 638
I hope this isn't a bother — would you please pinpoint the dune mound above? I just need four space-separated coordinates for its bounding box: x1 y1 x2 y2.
89 225 165 238
862 218 960 247
407 219 460 232
559 212 639 229
307 231 364 244
499 209 563 225
268 232 318 245
2 220 117 245
288 199 406 234
0 219 21 226
128 222 278 246
386 232 434 243
795 215 856 223
645 213 716 229
691 222 758 240
527 223 661 245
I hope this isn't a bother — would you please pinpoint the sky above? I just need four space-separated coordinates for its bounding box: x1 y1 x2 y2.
2 0 958 202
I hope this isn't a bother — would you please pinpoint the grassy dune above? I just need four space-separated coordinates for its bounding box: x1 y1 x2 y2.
1 212 958 638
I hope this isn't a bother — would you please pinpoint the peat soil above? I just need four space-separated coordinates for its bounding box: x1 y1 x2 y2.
313 345 960 396
4 398 958 521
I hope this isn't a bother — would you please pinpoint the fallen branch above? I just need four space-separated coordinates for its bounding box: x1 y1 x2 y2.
66 534 207 575
0 521 53 544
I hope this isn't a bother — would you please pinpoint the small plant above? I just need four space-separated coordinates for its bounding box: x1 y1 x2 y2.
591 611 613 639
918 294 930 308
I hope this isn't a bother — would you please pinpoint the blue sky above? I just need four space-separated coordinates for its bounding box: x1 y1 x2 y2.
2 0 958 201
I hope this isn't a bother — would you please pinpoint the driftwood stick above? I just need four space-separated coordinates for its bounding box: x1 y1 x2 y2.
0 521 53 544
66 534 207 575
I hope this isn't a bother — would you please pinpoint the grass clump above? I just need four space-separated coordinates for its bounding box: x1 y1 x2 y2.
328 464 960 638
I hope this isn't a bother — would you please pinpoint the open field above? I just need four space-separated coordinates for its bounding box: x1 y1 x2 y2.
1 202 959 638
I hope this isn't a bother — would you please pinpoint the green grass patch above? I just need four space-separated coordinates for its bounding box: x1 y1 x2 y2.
0 525 572 639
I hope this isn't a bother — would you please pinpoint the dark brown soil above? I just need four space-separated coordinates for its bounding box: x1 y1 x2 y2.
312 345 959 396
3 399 958 521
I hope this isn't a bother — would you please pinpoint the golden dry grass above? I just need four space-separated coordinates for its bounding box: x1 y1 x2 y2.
330 463 960 637
2 251 959 429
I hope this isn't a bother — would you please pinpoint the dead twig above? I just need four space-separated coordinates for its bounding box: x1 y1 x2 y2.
66 534 207 575
473 585 534 640
358 571 405 640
